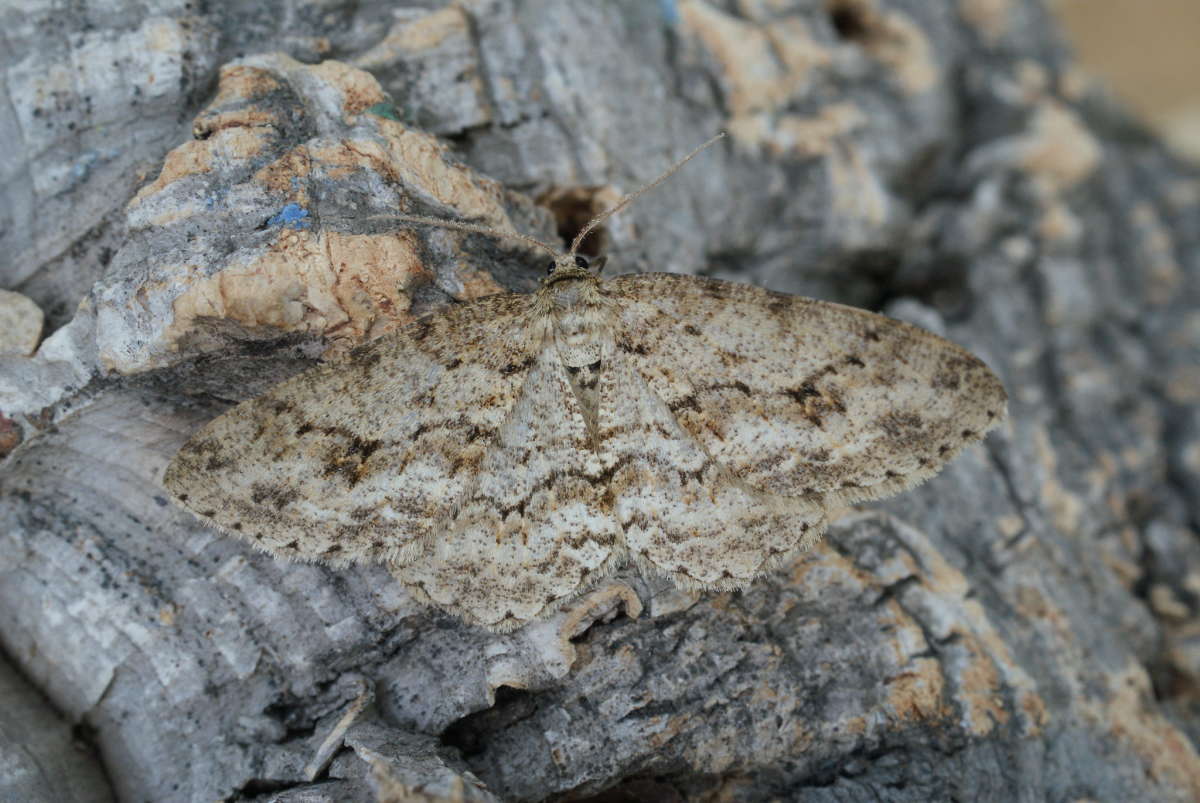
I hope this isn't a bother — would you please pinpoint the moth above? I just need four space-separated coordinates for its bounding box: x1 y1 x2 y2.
165 134 1007 632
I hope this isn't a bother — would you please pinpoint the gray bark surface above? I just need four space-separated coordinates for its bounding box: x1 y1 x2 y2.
0 652 113 802
3 1 1200 801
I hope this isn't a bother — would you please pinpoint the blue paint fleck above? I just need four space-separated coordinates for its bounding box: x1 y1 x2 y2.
268 202 310 230
658 0 679 26
70 149 103 184
366 102 402 121
68 148 122 187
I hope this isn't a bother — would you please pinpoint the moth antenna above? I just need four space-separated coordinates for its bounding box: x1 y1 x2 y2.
390 213 562 257
568 131 726 257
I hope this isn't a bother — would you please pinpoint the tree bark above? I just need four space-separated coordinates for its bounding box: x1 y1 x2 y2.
3 1 1200 801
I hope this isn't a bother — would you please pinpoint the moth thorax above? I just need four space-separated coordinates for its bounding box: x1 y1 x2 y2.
558 340 603 368
554 309 604 368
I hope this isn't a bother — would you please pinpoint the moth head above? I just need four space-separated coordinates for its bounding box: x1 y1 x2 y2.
389 132 724 284
544 254 608 283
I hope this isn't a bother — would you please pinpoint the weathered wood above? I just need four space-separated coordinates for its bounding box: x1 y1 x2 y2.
3 1 1200 801
0 653 114 802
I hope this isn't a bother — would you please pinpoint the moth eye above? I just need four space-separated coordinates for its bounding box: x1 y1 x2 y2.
574 256 589 269
546 261 557 275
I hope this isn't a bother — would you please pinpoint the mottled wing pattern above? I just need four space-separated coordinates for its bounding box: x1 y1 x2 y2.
163 293 539 566
394 347 622 631
598 339 826 588
609 274 1007 503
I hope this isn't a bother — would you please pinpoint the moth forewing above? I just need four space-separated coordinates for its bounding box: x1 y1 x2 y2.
165 132 1006 631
